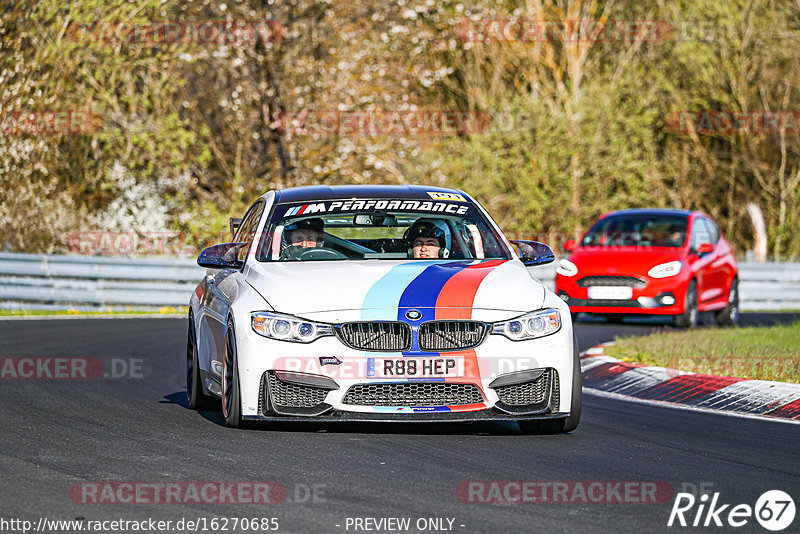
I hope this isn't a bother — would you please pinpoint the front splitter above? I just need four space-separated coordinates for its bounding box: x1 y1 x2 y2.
243 409 570 423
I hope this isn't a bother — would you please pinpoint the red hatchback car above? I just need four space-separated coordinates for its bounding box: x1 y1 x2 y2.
555 209 738 327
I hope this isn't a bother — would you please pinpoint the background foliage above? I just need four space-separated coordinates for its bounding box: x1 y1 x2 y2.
1 0 798 259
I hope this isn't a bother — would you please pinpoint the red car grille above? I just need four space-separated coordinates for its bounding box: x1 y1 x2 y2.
577 276 646 288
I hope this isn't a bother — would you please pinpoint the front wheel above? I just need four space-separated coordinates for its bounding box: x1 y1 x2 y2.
222 320 244 428
715 279 739 327
187 314 216 410
674 280 698 328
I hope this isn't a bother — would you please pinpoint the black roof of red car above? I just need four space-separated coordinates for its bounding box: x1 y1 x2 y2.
602 208 693 218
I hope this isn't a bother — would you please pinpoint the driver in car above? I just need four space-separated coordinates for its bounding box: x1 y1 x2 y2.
279 218 326 260
654 225 685 247
285 218 324 248
406 219 450 259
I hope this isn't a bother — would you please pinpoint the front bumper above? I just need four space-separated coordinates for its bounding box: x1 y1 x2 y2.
234 314 576 420
256 367 561 419
555 273 688 315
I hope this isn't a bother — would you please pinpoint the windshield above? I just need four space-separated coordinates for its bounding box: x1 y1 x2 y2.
255 199 513 261
581 214 688 248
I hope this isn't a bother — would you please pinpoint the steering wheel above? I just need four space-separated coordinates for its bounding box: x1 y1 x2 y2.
284 246 347 260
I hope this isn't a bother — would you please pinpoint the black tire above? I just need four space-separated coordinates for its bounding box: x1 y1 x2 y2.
518 333 582 434
674 280 698 328
187 314 216 410
222 320 244 428
715 278 739 327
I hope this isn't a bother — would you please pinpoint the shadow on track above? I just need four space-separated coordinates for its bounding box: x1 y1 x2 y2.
160 391 569 436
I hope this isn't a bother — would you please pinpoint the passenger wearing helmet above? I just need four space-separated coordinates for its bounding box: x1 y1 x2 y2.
406 219 451 259
286 218 324 248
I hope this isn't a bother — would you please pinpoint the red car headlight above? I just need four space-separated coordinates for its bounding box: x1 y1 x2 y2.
556 259 578 277
647 261 682 278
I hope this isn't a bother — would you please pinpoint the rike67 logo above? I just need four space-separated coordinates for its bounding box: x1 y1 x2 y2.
668 490 796 531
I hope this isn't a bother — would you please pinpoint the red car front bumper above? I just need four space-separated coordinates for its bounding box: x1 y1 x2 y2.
555 273 690 315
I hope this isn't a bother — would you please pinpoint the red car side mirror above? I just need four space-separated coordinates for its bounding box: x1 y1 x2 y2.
696 242 714 255
563 239 577 252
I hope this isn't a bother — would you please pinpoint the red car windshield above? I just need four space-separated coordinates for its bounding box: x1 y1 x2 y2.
582 215 688 248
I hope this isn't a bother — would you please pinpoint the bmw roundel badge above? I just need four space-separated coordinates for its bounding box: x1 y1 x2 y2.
405 309 422 320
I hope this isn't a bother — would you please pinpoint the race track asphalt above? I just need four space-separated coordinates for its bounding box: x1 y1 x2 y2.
0 313 798 533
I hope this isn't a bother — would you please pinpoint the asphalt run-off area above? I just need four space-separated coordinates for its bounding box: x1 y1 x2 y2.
0 313 798 533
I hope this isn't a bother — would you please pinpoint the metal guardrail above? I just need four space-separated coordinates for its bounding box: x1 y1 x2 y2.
0 252 798 311
0 252 204 310
526 263 800 312
735 264 800 310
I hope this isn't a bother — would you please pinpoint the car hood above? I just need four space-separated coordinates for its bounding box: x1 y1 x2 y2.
245 259 545 322
568 247 685 276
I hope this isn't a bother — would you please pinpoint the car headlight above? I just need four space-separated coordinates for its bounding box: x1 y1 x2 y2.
491 309 561 341
556 259 578 277
251 311 334 343
648 260 682 278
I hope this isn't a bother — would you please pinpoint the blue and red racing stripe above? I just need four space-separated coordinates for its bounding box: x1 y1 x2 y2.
360 259 509 412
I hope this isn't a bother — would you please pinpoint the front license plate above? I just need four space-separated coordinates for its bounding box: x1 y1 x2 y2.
588 286 633 300
367 357 465 378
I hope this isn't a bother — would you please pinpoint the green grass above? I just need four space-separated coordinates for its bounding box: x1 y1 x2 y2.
605 322 800 383
0 306 188 317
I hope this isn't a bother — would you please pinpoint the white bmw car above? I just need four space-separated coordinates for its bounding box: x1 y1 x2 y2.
187 185 581 433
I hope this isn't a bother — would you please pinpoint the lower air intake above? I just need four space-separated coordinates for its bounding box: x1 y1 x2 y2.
494 370 553 406
492 369 559 414
342 382 484 407
266 372 328 408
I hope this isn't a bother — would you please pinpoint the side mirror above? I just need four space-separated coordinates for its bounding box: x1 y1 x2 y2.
696 242 714 256
229 217 243 239
198 243 245 270
510 240 555 266
563 239 577 252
